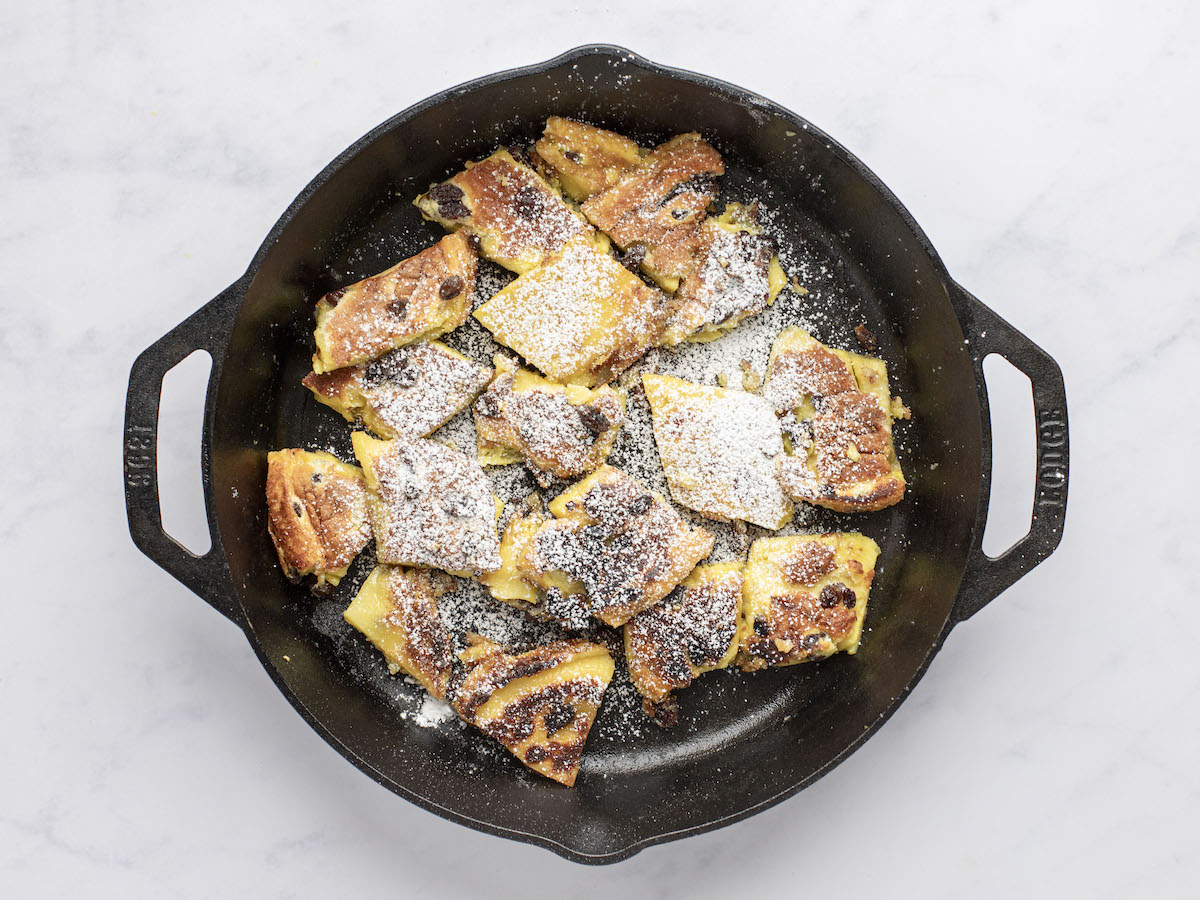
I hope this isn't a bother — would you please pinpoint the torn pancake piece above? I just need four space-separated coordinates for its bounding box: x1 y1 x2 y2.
523 465 715 627
265 449 372 587
312 232 477 373
351 431 501 576
642 373 792 530
473 237 670 387
414 148 592 275
534 116 643 202
738 533 879 671
343 565 455 700
581 132 724 291
451 635 615 787
660 203 787 346
764 327 907 513
474 355 625 481
304 341 491 439
624 561 744 725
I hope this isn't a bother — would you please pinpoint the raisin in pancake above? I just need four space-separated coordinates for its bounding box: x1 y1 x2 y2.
739 533 879 671
642 373 793 530
533 116 643 202
474 355 625 482
624 561 744 725
312 232 476 373
523 465 715 627
343 565 455 699
473 237 670 387
763 327 907 513
660 203 787 346
414 148 591 275
351 431 501 576
581 133 724 292
450 635 614 787
265 449 371 586
304 341 491 439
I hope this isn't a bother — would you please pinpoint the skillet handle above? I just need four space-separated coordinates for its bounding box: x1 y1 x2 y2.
948 281 1069 622
124 277 250 628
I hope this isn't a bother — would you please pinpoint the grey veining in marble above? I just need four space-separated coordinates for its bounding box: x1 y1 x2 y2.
2 1 1198 897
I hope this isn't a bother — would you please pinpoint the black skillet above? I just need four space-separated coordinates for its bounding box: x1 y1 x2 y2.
123 45 1069 863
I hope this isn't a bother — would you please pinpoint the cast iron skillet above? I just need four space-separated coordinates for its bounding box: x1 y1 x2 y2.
123 46 1069 863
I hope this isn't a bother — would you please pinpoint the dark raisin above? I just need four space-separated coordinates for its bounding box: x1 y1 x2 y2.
628 494 653 517
543 701 576 735
403 482 420 500
577 404 610 436
564 150 583 164
854 324 878 353
524 745 548 764
292 500 303 517
474 391 501 418
438 275 465 301
753 616 770 637
513 184 543 220
508 144 532 167
819 582 856 609
324 287 346 307
284 569 303 585
429 181 470 219
387 294 408 320
616 243 647 273
443 491 472 517
465 232 481 253
803 633 823 650
671 207 687 220
646 696 679 728
310 579 336 597
364 351 417 389
310 472 322 484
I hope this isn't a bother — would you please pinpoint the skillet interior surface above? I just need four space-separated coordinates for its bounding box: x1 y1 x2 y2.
206 48 982 860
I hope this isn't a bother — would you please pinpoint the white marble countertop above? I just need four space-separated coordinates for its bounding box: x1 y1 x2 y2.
3 2 1197 896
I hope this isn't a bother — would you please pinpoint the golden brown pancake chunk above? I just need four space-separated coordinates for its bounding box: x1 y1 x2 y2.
474 355 625 483
581 133 724 291
303 341 491 439
660 204 788 345
451 635 614 787
265 449 371 586
351 431 501 576
738 533 879 671
477 499 548 611
343 565 454 699
523 465 715 627
642 373 793 530
624 562 743 725
534 116 643 202
473 237 670 387
414 148 592 275
312 233 476 373
764 327 907 513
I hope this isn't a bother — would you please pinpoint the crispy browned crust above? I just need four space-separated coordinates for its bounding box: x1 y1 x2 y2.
265 449 371 580
371 567 454 699
767 333 906 513
624 568 742 707
581 134 723 286
313 232 477 371
740 590 861 667
451 637 613 787
417 150 592 273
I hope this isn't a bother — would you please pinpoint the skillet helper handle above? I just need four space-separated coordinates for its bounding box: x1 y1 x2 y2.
124 277 249 628
949 281 1069 622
